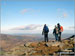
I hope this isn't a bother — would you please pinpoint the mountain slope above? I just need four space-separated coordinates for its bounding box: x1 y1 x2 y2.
4 35 75 56
0 34 41 53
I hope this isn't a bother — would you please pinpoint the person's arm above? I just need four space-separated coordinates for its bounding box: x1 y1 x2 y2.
42 28 44 35
48 27 49 32
42 31 44 35
53 29 55 35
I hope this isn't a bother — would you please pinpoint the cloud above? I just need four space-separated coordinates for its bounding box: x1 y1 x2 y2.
63 12 68 18
68 26 75 30
11 24 56 31
20 24 42 30
64 26 75 30
57 8 68 18
11 24 43 30
2 24 74 34
11 25 75 32
20 8 40 15
8 24 53 34
20 9 28 14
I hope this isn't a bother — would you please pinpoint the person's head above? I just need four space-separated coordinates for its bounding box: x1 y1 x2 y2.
57 23 60 27
55 25 58 30
55 25 57 28
55 25 58 28
44 24 46 27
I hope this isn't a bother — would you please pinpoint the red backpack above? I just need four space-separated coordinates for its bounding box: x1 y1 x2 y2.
60 26 63 32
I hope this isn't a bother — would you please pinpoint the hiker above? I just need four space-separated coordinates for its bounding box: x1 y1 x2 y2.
42 24 49 42
57 23 63 41
53 25 59 41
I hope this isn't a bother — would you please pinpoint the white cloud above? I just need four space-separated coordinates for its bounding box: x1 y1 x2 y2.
11 24 74 31
1 24 74 34
20 9 28 14
68 26 75 30
11 24 43 30
20 8 40 15
57 8 68 18
63 12 68 18
63 26 74 30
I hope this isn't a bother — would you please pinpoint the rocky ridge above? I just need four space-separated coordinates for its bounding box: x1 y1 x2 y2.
5 35 75 56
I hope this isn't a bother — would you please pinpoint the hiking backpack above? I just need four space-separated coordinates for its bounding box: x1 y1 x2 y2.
60 26 63 32
44 26 49 33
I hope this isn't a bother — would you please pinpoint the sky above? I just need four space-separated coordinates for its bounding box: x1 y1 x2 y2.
1 0 75 34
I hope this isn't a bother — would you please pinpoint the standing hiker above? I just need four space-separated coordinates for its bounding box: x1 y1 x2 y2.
57 23 63 41
42 24 49 42
53 25 59 41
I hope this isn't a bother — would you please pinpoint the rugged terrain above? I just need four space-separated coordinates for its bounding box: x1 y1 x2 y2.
0 34 74 56
0 34 41 55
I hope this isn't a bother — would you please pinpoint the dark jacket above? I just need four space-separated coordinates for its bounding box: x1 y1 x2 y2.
42 26 49 35
58 24 61 33
53 28 58 35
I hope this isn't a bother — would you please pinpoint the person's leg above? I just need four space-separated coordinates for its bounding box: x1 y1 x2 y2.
45 34 48 42
44 34 46 42
60 33 61 41
44 34 45 42
45 34 47 42
55 34 57 41
58 34 60 41
57 34 59 41
55 34 58 41
56 35 57 41
59 32 61 41
46 34 48 42
56 34 59 41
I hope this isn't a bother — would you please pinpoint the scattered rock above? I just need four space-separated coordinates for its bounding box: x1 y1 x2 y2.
45 41 61 47
45 42 53 47
30 42 38 48
52 42 61 46
5 35 74 56
24 42 32 47
29 50 37 55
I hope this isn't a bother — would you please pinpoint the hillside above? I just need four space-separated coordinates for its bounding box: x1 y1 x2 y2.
0 34 41 55
1 34 74 56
